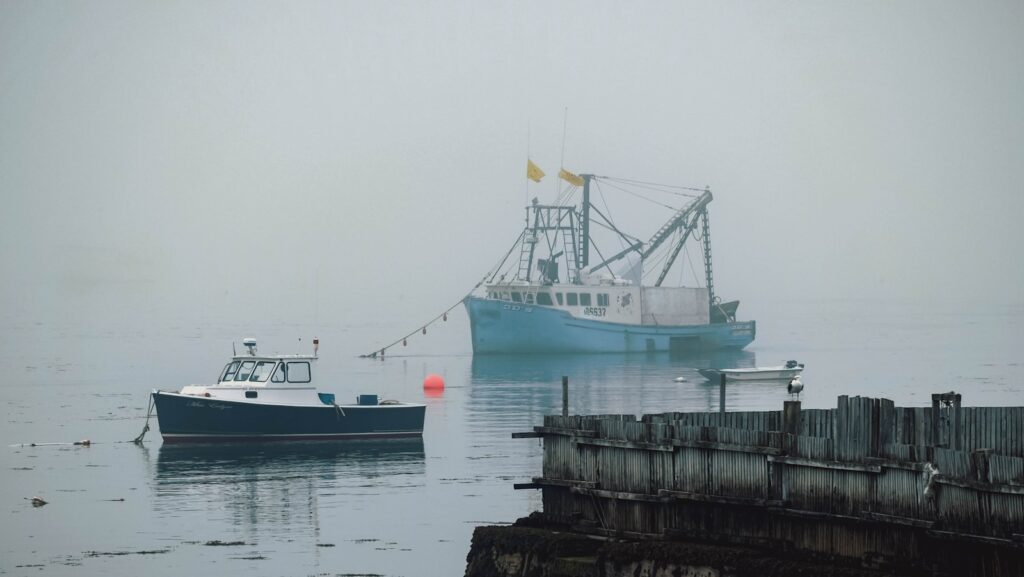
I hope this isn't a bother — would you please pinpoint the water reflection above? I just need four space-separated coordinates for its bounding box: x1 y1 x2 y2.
466 350 761 427
470 350 756 384
153 440 426 533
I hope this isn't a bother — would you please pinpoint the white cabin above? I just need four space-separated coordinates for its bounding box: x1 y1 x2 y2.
484 281 709 326
178 342 328 406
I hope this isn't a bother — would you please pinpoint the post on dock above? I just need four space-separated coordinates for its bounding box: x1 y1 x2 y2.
783 400 801 453
930 391 962 449
719 373 726 413
562 376 569 417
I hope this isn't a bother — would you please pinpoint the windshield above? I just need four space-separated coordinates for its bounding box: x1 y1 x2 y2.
249 361 277 382
220 361 240 382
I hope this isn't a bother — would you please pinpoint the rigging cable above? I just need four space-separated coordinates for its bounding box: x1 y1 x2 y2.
600 176 705 195
594 178 680 211
361 231 525 359
593 179 636 275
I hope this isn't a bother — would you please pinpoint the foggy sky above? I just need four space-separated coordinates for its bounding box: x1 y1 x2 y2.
2 1 1022 335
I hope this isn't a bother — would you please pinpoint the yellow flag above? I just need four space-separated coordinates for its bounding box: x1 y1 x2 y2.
527 159 545 182
558 168 584 187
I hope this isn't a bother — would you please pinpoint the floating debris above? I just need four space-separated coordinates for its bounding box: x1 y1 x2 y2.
74 439 91 446
85 549 170 557
203 540 247 546
30 496 47 507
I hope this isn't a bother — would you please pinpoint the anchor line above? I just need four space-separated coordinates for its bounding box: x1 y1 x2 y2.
360 232 525 359
359 288 477 359
132 394 155 444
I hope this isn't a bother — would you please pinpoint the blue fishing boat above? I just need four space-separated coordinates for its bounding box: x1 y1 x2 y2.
152 339 425 443
465 173 755 354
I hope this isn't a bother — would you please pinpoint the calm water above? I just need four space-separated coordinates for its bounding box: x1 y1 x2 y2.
2 298 1022 576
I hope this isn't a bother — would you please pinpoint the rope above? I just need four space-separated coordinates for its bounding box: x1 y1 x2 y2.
333 402 346 419
598 176 705 195
596 179 680 211
362 229 531 358
360 278 488 359
131 394 155 444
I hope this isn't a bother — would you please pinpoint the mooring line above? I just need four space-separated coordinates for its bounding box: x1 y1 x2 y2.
360 232 526 359
131 394 156 444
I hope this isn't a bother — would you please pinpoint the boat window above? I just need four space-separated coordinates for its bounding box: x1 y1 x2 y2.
579 293 592 306
536 292 553 305
249 361 276 382
566 292 578 306
286 362 311 383
234 361 256 381
245 391 258 399
221 361 240 382
511 292 523 303
271 363 286 383
501 292 511 301
597 293 609 306
524 293 535 304
556 293 564 305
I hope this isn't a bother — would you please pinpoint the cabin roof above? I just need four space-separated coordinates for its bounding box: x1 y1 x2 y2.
229 354 318 362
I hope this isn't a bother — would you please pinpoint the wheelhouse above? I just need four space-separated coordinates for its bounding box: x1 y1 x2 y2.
217 357 315 385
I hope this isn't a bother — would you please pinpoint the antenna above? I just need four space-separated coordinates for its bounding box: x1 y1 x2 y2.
560 107 568 169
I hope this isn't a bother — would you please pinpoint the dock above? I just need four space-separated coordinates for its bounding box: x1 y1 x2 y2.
480 393 1024 576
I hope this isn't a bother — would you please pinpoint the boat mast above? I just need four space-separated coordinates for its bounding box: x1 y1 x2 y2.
580 174 592 271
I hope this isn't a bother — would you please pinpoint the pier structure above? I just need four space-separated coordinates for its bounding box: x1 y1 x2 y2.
509 394 1024 576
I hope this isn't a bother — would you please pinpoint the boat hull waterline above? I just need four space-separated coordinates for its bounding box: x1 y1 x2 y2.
699 367 803 382
153 392 426 444
466 296 755 354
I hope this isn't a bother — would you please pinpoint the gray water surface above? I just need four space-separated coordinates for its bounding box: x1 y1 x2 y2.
2 299 1022 576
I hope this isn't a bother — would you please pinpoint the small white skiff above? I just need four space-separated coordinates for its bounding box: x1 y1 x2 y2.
699 361 804 382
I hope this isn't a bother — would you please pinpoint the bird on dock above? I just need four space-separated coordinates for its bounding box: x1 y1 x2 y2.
787 375 804 398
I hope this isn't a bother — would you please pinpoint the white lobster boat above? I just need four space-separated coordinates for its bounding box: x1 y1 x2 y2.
151 339 425 443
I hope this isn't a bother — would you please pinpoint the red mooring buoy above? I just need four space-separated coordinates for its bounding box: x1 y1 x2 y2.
423 374 445 392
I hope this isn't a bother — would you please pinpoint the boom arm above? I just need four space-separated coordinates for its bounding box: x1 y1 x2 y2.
640 189 712 260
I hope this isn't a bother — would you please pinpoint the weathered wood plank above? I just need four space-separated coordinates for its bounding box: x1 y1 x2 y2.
575 437 674 452
934 474 1024 496
658 489 781 507
571 486 664 503
863 511 935 529
767 455 881 473
670 439 782 455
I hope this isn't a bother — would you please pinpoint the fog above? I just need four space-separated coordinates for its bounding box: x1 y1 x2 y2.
2 1 1022 340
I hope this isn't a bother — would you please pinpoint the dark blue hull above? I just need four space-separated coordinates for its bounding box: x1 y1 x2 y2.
153 392 425 443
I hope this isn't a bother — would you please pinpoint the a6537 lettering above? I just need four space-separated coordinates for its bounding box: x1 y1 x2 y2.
583 306 606 317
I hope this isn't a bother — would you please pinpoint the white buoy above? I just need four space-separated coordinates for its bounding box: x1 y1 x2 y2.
673 377 687 383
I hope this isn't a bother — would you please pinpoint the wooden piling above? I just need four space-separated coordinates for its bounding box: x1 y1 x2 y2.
719 373 726 414
562 375 568 418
